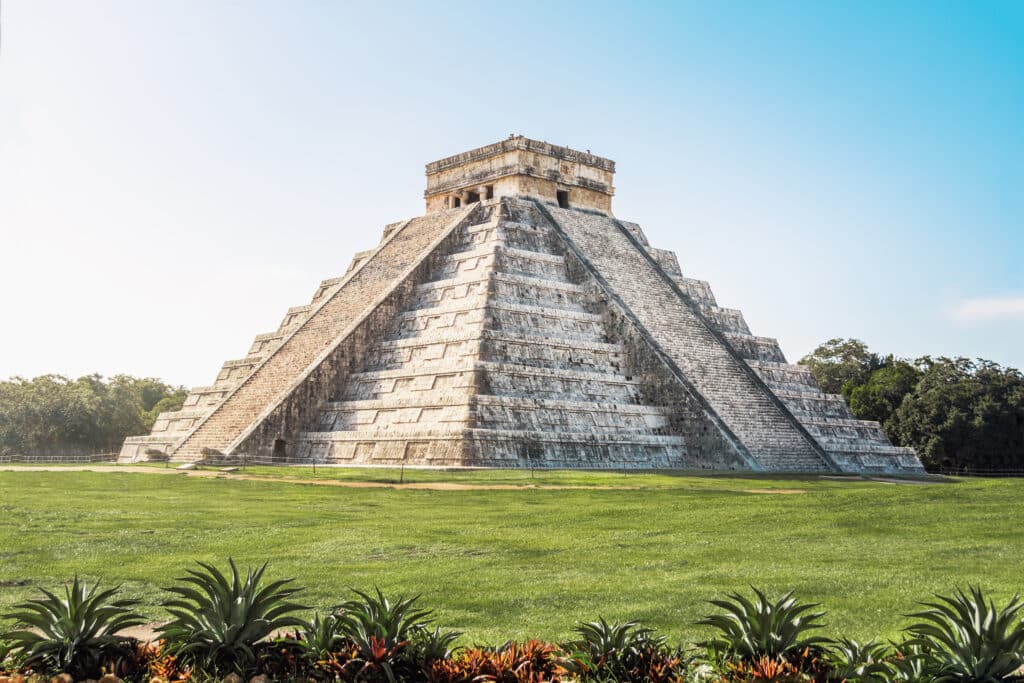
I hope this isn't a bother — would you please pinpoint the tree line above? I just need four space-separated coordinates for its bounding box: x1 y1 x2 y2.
0 375 186 456
1 342 1021 471
799 338 1024 473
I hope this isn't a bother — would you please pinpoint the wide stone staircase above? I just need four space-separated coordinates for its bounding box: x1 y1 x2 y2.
291 200 690 467
122 193 923 474
580 214 923 474
118 240 389 462
118 209 470 463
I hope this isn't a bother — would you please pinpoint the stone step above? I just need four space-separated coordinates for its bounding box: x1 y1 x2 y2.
646 247 683 277
363 328 624 373
799 416 885 430
247 331 285 357
827 445 925 473
387 299 607 344
478 361 643 403
473 395 670 433
805 420 893 446
181 385 233 409
462 219 561 255
672 277 717 307
278 304 313 332
316 394 668 434
339 360 642 403
478 330 624 372
723 332 787 363
432 243 571 283
170 206 478 461
397 299 603 326
150 406 210 435
466 428 689 468
341 364 478 401
321 403 471 431
699 306 751 335
547 205 830 472
774 391 855 419
118 435 182 463
747 360 821 392
291 428 689 468
410 272 590 313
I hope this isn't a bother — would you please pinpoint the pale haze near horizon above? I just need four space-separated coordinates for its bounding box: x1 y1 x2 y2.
1 1 1021 389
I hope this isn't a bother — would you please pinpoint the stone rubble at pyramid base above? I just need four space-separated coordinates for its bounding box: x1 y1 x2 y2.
123 194 923 475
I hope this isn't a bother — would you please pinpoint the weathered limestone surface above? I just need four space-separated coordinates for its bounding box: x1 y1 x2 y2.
121 137 924 474
541 205 832 472
291 199 698 469
425 136 615 214
122 207 476 462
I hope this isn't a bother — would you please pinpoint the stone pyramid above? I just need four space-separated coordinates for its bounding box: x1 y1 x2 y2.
120 136 924 474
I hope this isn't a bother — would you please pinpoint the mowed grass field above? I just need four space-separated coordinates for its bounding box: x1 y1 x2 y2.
0 466 1021 645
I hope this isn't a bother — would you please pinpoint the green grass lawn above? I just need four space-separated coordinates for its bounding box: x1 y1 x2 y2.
0 467 1021 645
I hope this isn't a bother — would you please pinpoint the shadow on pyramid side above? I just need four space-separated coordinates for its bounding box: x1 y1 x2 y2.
121 137 924 474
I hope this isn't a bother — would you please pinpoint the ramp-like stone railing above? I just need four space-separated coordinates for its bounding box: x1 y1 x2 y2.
169 205 478 461
537 201 836 472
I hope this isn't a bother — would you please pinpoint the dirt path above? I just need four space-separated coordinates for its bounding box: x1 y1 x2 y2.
0 465 638 491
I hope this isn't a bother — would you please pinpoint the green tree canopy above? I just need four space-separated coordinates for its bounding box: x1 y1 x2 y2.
847 358 922 425
798 338 882 395
801 338 1024 473
0 374 186 456
887 357 1024 472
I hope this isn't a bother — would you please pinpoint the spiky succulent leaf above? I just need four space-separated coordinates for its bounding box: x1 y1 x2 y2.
1 577 143 678
571 616 665 662
300 612 344 659
158 558 306 675
333 587 434 676
408 625 462 664
904 586 1024 683
826 638 893 682
697 586 831 660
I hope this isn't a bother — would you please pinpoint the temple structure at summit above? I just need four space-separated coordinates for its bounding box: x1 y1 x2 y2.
120 136 924 474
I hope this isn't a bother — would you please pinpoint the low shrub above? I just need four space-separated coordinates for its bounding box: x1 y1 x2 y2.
428 639 563 683
299 612 344 662
1 577 143 680
331 588 433 682
3 564 1024 683
158 558 306 678
904 585 1024 682
698 586 831 663
560 617 688 682
825 638 892 682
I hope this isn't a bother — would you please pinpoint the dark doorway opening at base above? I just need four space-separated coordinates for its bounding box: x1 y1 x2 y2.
272 439 287 463
557 190 570 208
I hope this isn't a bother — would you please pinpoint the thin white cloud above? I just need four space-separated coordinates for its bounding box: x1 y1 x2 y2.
949 296 1024 322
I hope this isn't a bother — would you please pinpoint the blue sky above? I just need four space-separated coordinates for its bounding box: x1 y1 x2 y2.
0 1 1021 387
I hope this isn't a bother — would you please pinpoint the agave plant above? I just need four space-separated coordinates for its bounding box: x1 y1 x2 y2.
561 616 670 680
904 585 1024 683
0 638 13 669
826 638 893 682
335 588 433 648
299 611 344 661
158 558 306 676
889 640 934 682
1 577 143 679
333 588 434 683
697 586 831 661
573 617 665 660
408 625 462 663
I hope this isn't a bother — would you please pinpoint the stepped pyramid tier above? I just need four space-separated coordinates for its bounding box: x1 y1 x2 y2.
120 136 924 474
